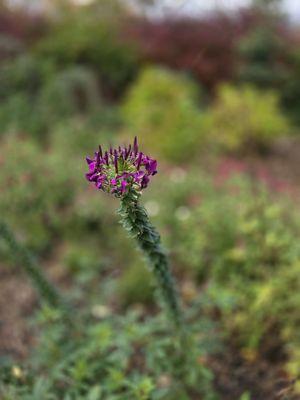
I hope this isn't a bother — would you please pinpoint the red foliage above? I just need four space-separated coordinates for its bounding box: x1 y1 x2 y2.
0 7 47 60
125 11 257 92
124 8 296 93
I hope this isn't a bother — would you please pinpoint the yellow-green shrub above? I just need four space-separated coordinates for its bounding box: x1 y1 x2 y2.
34 1 138 97
206 84 290 152
151 170 300 377
122 67 206 163
232 260 300 378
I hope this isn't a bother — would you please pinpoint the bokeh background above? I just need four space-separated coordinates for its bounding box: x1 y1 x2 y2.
1 0 300 399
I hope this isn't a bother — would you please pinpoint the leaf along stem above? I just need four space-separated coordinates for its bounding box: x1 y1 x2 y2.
118 190 183 329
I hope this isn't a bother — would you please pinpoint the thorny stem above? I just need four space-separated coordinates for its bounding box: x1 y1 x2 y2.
118 190 183 329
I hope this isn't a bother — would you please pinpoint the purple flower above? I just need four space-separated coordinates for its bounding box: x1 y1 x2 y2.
85 137 157 196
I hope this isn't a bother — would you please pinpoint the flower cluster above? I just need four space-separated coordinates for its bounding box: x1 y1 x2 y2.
85 137 157 196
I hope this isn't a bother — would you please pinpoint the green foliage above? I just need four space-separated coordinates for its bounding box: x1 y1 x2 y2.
0 134 76 253
235 260 300 375
0 125 124 274
281 50 300 126
122 67 206 162
237 26 288 89
0 55 54 100
38 66 102 122
0 221 69 314
0 55 106 139
2 121 300 383
236 15 300 128
34 1 138 97
0 92 46 138
2 1 300 395
0 55 53 138
1 160 221 398
205 84 290 151
117 262 154 307
0 306 217 399
119 190 183 328
150 169 300 374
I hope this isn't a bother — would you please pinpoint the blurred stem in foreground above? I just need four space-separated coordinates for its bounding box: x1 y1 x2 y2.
0 221 70 316
118 190 183 329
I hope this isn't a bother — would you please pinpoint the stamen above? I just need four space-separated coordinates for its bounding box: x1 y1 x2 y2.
133 136 138 155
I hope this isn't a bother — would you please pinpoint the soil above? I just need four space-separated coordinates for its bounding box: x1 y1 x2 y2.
0 267 36 360
211 350 299 400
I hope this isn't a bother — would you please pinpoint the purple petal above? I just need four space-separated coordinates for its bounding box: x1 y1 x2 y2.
96 151 100 166
134 170 144 182
121 180 128 193
141 175 150 189
146 159 157 174
86 172 98 182
136 152 143 170
89 162 96 172
125 144 132 159
114 150 118 173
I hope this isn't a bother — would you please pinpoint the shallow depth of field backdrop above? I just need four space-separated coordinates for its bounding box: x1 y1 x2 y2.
1 0 300 399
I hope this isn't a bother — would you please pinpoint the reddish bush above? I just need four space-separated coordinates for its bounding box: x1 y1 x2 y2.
124 8 298 93
125 11 255 92
0 6 47 58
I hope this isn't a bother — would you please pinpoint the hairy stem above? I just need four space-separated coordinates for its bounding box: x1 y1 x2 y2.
118 191 183 328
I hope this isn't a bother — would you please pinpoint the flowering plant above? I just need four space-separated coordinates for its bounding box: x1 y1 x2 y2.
86 137 182 328
86 137 157 196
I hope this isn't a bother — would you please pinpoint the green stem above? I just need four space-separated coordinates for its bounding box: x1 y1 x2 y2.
118 191 183 329
0 221 70 316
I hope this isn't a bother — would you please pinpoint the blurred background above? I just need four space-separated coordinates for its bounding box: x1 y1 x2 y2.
1 0 300 399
